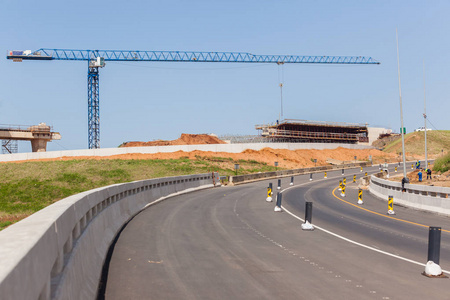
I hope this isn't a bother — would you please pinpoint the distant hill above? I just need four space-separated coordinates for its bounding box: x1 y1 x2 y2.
382 130 450 157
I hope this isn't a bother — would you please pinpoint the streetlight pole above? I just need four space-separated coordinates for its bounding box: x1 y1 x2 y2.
423 60 428 168
396 29 408 182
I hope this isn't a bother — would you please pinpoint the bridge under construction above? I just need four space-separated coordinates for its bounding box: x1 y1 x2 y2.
0 123 61 153
254 119 369 144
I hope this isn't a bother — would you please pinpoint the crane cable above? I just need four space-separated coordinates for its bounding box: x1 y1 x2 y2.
277 62 285 121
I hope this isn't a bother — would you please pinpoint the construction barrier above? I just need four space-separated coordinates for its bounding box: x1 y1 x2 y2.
358 189 363 204
341 185 346 197
388 195 395 214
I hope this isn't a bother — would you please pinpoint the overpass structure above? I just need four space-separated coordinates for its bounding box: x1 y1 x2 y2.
0 123 61 152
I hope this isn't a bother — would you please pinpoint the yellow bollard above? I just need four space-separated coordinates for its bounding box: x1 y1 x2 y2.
357 189 363 204
324 171 327 178
266 187 273 202
411 163 414 170
365 172 368 177
343 177 346 185
353 175 356 183
338 180 342 190
387 195 395 214
340 185 346 197
395 166 397 172
360 166 363 172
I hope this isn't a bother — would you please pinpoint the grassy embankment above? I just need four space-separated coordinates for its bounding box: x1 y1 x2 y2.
0 157 279 230
382 130 450 157
433 152 450 173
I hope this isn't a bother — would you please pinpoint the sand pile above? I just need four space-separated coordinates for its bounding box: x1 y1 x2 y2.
121 134 226 147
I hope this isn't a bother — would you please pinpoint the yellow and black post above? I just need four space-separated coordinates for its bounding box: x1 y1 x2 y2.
360 166 363 172
357 189 363 204
365 172 368 177
395 166 398 172
324 171 327 178
338 180 342 190
340 184 346 197
343 177 346 185
266 186 273 202
353 175 356 183
411 163 414 170
387 195 395 214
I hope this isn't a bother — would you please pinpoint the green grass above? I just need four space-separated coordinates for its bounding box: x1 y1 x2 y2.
383 130 450 156
0 158 280 230
433 153 450 173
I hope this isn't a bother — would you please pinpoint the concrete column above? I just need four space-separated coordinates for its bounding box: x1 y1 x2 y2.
30 139 49 152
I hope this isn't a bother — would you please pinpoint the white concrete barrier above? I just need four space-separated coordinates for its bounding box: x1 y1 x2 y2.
0 142 373 163
369 176 450 216
0 173 219 300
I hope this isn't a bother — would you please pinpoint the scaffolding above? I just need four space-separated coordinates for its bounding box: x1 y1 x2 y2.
2 139 18 154
253 119 369 144
255 119 368 144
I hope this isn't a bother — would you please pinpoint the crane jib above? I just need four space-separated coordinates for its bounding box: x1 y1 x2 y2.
7 49 380 64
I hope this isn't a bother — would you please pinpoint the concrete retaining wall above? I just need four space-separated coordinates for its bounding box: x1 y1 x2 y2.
369 176 450 216
0 173 219 300
0 142 373 163
229 162 371 185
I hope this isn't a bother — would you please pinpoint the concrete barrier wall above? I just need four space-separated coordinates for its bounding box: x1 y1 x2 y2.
0 142 373 163
229 162 371 185
369 176 450 216
0 173 219 300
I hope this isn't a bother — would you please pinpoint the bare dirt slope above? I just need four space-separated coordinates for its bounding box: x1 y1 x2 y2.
120 134 226 147
21 147 399 170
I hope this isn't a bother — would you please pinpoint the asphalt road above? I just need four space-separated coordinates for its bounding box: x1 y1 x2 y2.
103 165 450 299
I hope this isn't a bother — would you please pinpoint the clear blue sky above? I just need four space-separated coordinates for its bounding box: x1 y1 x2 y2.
1 0 449 152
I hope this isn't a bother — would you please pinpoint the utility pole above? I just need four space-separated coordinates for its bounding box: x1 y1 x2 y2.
423 60 428 167
396 29 408 182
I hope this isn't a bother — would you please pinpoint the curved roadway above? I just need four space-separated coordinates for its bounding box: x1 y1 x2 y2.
103 165 450 299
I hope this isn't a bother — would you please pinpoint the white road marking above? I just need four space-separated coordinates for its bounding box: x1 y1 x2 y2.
281 205 450 275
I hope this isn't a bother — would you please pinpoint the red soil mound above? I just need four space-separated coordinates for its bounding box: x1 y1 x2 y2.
121 134 227 147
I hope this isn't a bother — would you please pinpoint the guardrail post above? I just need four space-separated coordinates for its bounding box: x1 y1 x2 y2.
274 192 282 212
277 179 281 190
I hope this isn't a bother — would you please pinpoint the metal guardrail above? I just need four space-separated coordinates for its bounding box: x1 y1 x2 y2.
229 162 371 185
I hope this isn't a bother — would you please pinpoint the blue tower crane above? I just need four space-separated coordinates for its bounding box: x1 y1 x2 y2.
7 49 380 149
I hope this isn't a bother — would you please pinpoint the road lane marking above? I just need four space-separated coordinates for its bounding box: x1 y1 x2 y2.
281 205 450 275
331 187 450 233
